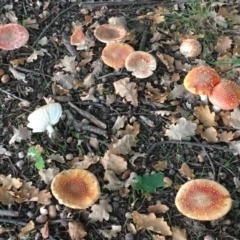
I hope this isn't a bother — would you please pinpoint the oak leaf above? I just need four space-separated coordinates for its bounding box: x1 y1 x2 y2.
18 221 35 238
229 108 240 129
165 117 196 140
9 125 31 144
148 201 169 214
168 84 186 100
60 56 77 74
153 161 168 171
111 134 136 155
178 163 194 179
214 36 232 53
53 72 75 89
104 170 124 191
99 225 122 239
132 211 172 236
68 221 87 240
197 126 218 143
194 105 217 127
113 78 138 107
218 131 235 143
89 199 112 222
172 226 187 240
112 116 128 131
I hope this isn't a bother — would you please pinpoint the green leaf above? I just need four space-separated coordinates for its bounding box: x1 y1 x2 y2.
27 147 45 170
132 172 165 193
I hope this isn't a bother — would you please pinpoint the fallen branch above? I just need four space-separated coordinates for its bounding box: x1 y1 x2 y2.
68 101 107 129
0 210 19 217
0 87 30 104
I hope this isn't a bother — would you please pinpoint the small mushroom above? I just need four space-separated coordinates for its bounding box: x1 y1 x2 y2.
70 27 86 46
27 103 62 137
125 51 157 79
208 79 240 111
183 66 221 102
102 43 134 69
51 169 101 209
180 39 202 58
175 179 232 221
94 24 127 44
0 23 29 50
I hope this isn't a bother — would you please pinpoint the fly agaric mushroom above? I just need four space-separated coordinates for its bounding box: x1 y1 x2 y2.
125 51 157 78
0 23 29 50
51 169 101 209
94 24 127 44
208 79 240 111
175 179 232 221
102 43 134 69
183 66 221 102
180 39 202 58
70 27 85 46
27 103 62 137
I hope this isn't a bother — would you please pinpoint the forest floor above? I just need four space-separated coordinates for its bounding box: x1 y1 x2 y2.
1 0 240 240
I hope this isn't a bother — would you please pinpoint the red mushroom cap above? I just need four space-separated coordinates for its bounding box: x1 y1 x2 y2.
51 169 100 209
183 66 221 96
70 27 85 45
0 23 29 50
208 79 240 110
102 43 134 69
180 39 202 58
94 24 127 44
125 51 157 78
175 179 232 221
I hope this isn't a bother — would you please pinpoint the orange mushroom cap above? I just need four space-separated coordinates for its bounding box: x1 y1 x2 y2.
125 51 157 79
0 23 29 50
51 169 100 209
208 79 240 110
183 66 221 96
70 27 85 45
94 24 127 44
175 179 232 221
180 39 202 58
102 43 134 69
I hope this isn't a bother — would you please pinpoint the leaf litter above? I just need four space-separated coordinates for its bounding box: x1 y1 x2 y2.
0 1 240 240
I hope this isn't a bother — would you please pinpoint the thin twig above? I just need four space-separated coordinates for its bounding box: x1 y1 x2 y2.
68 101 107 129
139 29 148 51
0 218 26 226
0 87 30 104
33 3 80 47
146 140 234 157
0 210 19 217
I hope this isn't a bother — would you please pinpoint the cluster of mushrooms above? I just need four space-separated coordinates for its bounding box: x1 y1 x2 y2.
71 23 157 79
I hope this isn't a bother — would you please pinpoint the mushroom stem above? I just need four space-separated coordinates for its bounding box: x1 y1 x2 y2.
46 125 55 137
212 105 221 113
200 95 208 104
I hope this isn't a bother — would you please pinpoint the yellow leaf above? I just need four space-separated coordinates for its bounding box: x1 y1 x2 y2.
194 105 217 127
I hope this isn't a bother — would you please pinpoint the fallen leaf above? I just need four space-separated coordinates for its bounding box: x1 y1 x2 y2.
89 199 112 222
59 56 77 74
111 134 136 155
83 73 95 88
148 201 169 213
99 225 122 239
214 36 232 53
68 221 87 240
218 131 235 143
112 116 128 131
80 87 99 102
197 126 218 143
132 211 172 236
156 52 174 72
153 161 168 171
9 125 31 144
168 84 186 100
27 49 48 63
178 163 195 179
53 72 75 89
229 141 240 155
18 220 35 238
165 117 196 140
113 78 138 107
229 108 240 129
100 150 127 175
172 226 187 240
194 105 217 127
40 221 49 239
103 170 124 191
9 66 26 81
39 168 59 184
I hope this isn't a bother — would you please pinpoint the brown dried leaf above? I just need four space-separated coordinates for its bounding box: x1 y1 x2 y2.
68 221 87 240
18 220 35 238
148 201 169 214
198 126 218 143
153 161 168 171
132 211 172 236
103 170 124 191
100 150 127 175
37 189 52 204
112 116 128 131
72 154 100 169
53 72 75 90
168 84 186 100
145 82 168 103
156 52 174 72
38 167 59 185
9 125 31 144
229 108 240 129
194 105 217 127
83 73 95 89
172 226 187 240
113 78 138 107
218 131 235 143
89 199 112 222
111 135 136 155
178 163 195 179
220 111 231 126
40 221 49 239
59 56 77 74
229 141 240 155
214 36 232 53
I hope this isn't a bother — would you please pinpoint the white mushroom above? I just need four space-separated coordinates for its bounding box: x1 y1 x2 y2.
27 103 62 137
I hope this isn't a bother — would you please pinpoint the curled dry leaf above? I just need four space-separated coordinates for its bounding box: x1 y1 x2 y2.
145 82 169 103
156 52 174 72
18 220 35 238
132 211 172 236
40 221 49 239
111 134 136 155
27 49 48 63
100 150 127 175
153 161 168 171
214 36 232 53
104 170 124 191
148 201 169 214
39 167 59 185
178 163 195 179
196 125 218 143
112 115 128 131
218 131 235 143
